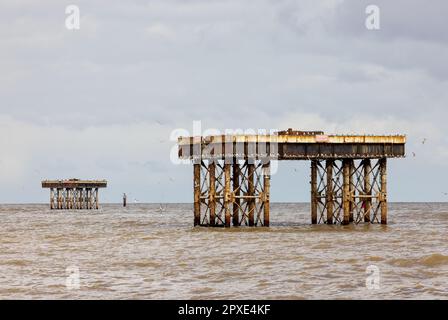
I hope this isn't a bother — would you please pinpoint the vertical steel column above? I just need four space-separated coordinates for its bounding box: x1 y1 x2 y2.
380 158 387 224
89 188 93 209
232 161 240 226
78 188 83 209
66 189 71 209
86 188 91 209
349 160 354 222
224 163 231 227
71 189 75 209
325 160 334 224
83 189 86 209
193 163 201 226
57 188 61 209
73 189 77 209
342 159 350 225
62 189 66 209
363 159 372 222
248 162 255 227
50 188 54 210
263 161 270 227
209 161 216 226
310 160 318 224
95 188 99 209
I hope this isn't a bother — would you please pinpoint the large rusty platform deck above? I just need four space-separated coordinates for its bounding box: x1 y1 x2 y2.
178 131 405 160
178 130 406 227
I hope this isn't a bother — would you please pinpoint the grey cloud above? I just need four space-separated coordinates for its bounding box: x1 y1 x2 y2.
0 0 447 202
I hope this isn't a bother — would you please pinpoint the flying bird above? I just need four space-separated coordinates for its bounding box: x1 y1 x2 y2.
412 152 416 157
421 138 427 144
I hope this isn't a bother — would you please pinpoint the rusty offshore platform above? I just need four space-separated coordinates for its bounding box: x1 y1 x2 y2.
178 129 406 227
41 179 107 209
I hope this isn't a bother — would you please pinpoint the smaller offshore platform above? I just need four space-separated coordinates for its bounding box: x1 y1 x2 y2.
41 179 107 209
178 129 406 227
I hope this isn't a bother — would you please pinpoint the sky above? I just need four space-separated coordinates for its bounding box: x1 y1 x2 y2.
0 0 447 203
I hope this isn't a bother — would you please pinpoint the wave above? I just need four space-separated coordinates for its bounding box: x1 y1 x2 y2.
389 253 448 268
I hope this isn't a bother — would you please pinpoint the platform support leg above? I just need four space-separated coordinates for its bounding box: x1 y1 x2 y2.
232 162 240 226
224 163 231 227
209 161 216 226
193 163 201 226
325 160 334 224
363 159 372 222
263 161 270 227
311 160 318 224
380 158 387 224
343 159 350 225
248 162 255 227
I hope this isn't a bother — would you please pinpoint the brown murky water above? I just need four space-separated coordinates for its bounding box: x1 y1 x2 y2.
0 203 447 299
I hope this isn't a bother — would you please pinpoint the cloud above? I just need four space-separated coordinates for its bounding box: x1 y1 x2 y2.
0 115 185 203
0 0 447 202
145 23 175 40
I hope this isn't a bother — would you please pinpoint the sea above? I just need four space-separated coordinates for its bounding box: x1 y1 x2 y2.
0 203 447 299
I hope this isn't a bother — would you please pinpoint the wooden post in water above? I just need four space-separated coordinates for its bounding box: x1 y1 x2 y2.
193 163 201 226
123 193 127 207
224 163 231 227
325 160 334 224
232 161 240 226
310 160 318 224
263 161 270 227
380 158 387 224
342 159 350 225
209 161 216 226
248 162 255 226
363 159 371 222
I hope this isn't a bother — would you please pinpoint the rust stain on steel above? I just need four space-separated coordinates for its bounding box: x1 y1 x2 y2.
178 133 406 145
178 129 406 160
